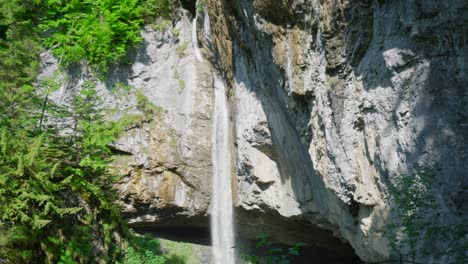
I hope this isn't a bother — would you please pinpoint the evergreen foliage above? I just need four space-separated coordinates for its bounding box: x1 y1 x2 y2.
0 78 170 263
0 80 114 262
0 0 174 262
0 0 42 102
0 90 171 261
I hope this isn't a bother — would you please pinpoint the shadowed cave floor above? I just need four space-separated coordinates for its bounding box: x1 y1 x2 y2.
133 226 362 264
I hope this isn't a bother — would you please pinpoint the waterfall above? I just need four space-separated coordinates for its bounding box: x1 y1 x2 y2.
211 73 235 264
311 0 326 64
192 1 204 62
191 3 235 261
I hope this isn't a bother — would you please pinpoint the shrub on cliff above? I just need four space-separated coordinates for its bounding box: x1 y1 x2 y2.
1 0 175 74
40 0 144 72
384 173 466 263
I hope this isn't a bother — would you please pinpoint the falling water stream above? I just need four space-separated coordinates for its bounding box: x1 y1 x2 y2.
211 73 236 264
191 5 204 62
191 3 236 262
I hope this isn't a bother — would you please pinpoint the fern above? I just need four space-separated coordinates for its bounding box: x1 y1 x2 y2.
40 0 145 72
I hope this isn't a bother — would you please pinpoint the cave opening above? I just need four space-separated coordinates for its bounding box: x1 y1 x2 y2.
130 213 363 264
180 0 196 16
133 225 362 264
241 239 362 264
236 209 363 264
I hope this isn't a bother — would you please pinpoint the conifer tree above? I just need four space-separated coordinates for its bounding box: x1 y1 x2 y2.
0 1 174 262
0 80 124 263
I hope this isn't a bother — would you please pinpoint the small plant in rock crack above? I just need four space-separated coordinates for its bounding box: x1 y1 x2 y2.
383 173 439 263
244 234 305 264
196 0 204 15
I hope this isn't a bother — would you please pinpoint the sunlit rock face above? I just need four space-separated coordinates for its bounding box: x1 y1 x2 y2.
109 14 215 230
38 10 216 230
205 0 467 262
38 1 467 263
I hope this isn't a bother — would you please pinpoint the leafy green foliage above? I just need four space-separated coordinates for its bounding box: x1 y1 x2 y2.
140 0 174 23
0 80 107 262
383 173 468 263
245 234 306 264
40 0 144 72
135 89 164 115
120 235 166 264
2 0 175 75
38 0 175 72
384 174 437 261
196 1 204 15
158 238 200 264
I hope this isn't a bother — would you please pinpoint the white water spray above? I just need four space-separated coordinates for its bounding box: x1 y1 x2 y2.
211 73 235 264
312 0 326 64
190 4 235 261
192 1 204 62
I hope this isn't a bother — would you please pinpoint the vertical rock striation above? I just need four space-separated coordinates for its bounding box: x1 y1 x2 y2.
205 0 467 262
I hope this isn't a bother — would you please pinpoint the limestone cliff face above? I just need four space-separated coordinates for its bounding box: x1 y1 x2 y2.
38 1 467 262
109 14 214 229
38 10 215 229
205 0 467 262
